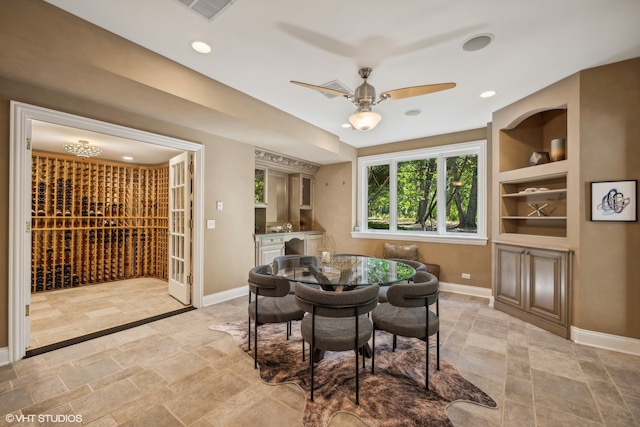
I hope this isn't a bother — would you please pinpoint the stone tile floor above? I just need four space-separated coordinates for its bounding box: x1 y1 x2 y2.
29 278 187 349
1 292 638 426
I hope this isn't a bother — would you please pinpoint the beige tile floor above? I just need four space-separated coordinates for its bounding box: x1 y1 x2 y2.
1 292 638 426
29 278 188 349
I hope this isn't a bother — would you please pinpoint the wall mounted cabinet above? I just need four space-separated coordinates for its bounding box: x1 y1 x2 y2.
289 173 314 231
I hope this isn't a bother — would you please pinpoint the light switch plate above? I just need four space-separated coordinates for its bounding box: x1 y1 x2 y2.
207 219 215 229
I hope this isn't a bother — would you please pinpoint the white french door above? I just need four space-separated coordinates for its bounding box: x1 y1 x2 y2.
168 152 192 305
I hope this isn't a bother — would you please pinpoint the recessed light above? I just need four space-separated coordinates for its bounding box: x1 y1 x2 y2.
341 123 352 128
191 41 211 54
480 90 496 98
405 109 422 117
462 34 494 52
122 156 134 161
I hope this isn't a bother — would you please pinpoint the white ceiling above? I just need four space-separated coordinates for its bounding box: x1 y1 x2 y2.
43 0 640 152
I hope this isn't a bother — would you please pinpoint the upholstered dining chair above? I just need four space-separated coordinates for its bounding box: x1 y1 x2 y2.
273 255 319 293
378 258 427 303
371 271 440 389
248 265 305 369
294 282 379 405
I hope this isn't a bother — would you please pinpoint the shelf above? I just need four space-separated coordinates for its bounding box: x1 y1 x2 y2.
31 152 169 293
498 109 567 173
502 216 567 220
502 189 567 198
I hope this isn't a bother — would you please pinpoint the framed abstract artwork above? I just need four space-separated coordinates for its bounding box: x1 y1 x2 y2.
590 180 637 222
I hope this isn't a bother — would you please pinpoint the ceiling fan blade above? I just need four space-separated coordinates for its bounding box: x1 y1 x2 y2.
380 82 456 100
290 81 352 98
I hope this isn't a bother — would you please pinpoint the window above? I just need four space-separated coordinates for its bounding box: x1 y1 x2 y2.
355 140 487 245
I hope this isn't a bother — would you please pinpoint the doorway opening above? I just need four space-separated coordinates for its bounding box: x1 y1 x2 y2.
9 102 205 362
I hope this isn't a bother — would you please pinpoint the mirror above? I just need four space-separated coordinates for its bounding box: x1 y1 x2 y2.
254 167 266 205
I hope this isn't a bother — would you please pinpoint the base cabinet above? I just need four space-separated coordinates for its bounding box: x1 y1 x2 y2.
255 232 324 266
494 243 572 338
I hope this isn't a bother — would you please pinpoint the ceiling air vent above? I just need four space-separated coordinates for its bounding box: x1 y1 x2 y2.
175 0 236 21
319 80 352 99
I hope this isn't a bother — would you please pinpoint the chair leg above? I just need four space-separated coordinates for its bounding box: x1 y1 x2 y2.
436 330 440 370
425 334 429 390
311 314 316 402
371 328 375 374
247 292 252 351
254 297 258 369
355 347 360 406
392 334 397 351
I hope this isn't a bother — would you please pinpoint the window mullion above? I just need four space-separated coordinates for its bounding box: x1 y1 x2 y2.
389 161 398 232
437 155 447 234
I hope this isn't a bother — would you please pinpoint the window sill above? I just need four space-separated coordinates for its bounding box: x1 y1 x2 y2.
350 231 488 246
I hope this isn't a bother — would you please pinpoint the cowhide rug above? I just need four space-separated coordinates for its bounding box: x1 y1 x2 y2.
210 321 497 427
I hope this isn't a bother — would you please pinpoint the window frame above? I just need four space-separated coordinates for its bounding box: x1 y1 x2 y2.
353 140 487 245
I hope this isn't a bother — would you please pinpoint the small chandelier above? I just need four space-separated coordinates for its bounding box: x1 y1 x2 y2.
64 140 101 158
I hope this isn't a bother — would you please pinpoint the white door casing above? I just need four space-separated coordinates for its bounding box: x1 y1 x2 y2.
8 101 204 363
168 152 192 305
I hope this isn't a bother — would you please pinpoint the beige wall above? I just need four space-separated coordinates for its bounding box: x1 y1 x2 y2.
1 0 637 352
577 58 640 338
0 76 257 347
314 128 494 287
0 0 344 349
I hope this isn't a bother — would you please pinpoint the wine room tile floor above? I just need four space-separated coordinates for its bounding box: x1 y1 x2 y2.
2 292 639 426
29 278 187 349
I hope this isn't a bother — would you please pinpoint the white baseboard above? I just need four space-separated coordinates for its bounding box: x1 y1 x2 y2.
571 326 640 356
439 281 493 300
0 347 9 367
202 285 248 307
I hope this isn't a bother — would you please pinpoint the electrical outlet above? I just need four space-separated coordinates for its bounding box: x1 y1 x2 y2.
461 273 471 279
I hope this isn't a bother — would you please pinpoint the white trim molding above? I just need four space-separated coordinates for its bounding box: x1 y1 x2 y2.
0 347 9 367
571 326 640 357
202 286 249 307
439 281 493 301
8 101 205 363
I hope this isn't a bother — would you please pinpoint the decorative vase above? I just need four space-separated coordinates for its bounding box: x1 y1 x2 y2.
550 138 566 161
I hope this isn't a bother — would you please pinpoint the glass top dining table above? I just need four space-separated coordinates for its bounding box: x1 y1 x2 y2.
270 254 416 291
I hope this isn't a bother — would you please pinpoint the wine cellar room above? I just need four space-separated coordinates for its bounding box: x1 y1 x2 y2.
29 119 191 351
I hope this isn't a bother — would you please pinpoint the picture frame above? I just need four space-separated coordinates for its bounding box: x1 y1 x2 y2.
590 180 637 222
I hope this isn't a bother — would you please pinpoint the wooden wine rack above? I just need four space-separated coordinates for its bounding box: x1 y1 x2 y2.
31 152 169 293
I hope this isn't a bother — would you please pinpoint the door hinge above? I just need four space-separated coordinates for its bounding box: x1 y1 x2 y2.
26 138 31 150
188 163 194 174
25 304 30 317
187 275 192 285
188 219 193 228
26 221 31 233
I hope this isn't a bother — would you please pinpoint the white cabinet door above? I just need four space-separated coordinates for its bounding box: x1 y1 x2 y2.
260 245 285 265
305 234 323 256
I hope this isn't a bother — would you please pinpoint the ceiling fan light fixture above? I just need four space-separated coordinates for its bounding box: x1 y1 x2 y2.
349 110 382 131
64 140 101 158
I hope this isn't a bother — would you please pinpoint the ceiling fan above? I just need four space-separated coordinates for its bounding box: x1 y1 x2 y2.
291 68 456 131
